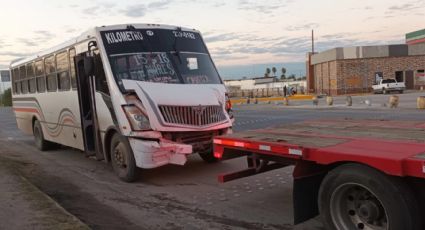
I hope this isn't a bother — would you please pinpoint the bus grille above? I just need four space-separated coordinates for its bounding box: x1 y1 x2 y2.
159 105 227 126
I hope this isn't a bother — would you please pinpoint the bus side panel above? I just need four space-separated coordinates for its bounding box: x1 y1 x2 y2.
36 91 84 150
12 95 41 135
14 112 34 135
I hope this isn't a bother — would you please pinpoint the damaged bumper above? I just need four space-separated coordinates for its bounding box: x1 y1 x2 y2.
128 138 193 169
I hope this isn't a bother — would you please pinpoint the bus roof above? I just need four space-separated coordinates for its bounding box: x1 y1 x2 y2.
10 23 199 68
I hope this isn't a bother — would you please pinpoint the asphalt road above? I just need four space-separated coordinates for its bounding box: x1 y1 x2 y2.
1 93 424 230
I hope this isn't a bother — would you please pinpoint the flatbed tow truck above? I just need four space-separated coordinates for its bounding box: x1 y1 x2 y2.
213 119 425 230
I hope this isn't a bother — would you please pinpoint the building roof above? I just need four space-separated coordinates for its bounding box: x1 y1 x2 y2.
311 43 425 65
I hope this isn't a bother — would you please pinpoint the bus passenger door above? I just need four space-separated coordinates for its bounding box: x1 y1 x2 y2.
74 53 104 160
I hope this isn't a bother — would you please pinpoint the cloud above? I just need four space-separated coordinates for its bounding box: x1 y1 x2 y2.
0 51 31 57
34 30 53 37
17 38 38 47
386 1 425 14
148 0 173 9
122 0 173 18
122 4 147 17
203 33 240 43
82 3 117 17
238 0 289 14
285 23 319 32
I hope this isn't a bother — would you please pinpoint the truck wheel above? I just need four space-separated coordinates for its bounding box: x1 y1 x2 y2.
399 90 404 94
319 163 421 230
382 88 387 94
199 148 219 163
33 120 53 151
110 133 137 182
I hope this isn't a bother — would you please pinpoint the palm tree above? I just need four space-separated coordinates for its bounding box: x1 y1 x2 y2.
265 68 271 77
272 67 277 77
281 67 286 80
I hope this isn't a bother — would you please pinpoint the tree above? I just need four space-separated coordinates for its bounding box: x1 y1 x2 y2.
280 67 286 80
265 68 271 77
288 74 296 80
0 88 12 106
272 67 277 77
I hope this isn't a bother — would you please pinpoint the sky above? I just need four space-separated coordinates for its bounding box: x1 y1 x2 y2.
0 0 424 79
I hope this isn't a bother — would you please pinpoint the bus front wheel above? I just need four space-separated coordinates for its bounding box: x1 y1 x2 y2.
199 148 219 163
318 163 421 230
110 134 137 182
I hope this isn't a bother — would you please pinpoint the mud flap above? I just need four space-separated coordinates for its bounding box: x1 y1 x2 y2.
293 172 325 224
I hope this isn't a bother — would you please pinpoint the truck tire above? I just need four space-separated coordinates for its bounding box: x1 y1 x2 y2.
33 120 54 151
318 163 421 230
110 133 137 182
199 148 219 163
382 88 387 94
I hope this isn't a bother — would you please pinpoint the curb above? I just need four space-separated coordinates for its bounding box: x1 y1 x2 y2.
18 175 91 229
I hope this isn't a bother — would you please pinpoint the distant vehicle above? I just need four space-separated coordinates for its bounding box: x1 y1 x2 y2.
372 79 405 94
10 24 233 182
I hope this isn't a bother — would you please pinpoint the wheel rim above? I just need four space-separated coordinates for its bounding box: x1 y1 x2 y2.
330 183 388 230
113 143 127 169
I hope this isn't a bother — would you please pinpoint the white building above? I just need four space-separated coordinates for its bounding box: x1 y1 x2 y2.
224 77 307 90
0 69 12 94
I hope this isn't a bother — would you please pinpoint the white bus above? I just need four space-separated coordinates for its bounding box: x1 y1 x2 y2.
11 24 233 182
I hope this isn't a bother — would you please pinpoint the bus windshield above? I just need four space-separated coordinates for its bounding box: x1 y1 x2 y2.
101 28 221 88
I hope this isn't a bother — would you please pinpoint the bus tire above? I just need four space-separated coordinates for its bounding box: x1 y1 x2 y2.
318 163 421 230
199 148 219 163
33 120 52 151
110 133 137 182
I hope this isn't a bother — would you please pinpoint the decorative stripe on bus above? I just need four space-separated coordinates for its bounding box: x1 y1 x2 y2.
12 97 78 137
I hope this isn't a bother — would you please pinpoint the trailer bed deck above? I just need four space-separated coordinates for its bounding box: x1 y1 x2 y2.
214 119 425 179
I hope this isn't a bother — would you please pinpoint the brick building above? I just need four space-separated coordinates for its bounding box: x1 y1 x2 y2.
307 29 425 96
308 44 425 95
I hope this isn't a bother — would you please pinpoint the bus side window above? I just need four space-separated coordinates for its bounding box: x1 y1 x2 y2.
56 51 70 91
35 60 45 93
69 48 77 89
11 69 19 94
19 66 28 94
45 55 57 92
27 63 36 94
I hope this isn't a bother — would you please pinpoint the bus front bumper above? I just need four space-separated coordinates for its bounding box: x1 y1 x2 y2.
128 138 193 169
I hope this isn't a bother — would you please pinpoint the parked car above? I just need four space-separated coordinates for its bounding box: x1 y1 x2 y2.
372 79 405 94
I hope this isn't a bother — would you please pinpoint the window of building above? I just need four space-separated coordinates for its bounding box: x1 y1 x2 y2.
0 71 11 82
56 51 70 90
45 55 57 91
69 48 77 89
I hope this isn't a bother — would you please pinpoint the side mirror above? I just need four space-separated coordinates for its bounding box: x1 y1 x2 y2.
84 56 95 76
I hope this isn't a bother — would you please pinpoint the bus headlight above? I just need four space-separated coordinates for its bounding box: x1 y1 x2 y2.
123 105 151 130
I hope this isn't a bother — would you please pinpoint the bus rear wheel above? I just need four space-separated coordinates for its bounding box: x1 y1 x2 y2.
33 120 53 151
110 134 137 182
318 163 422 230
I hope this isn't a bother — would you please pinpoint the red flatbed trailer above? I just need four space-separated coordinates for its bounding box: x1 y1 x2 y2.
213 119 425 230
